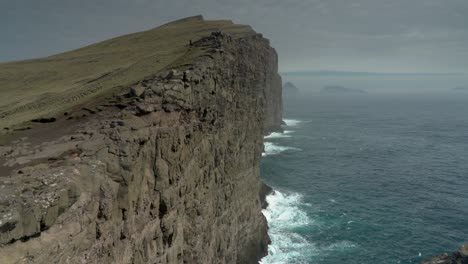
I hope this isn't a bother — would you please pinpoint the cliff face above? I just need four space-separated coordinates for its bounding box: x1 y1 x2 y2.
262 52 283 134
0 17 282 263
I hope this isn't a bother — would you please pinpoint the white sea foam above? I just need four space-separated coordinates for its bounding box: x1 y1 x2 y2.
283 119 302 127
262 142 300 156
264 132 288 139
260 191 316 264
323 240 357 252
264 130 294 139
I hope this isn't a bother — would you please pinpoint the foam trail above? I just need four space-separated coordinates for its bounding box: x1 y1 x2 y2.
262 142 299 156
260 191 315 264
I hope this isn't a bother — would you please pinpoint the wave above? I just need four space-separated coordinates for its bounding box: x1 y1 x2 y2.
264 130 294 139
283 119 302 127
260 191 315 264
262 142 300 156
322 241 357 252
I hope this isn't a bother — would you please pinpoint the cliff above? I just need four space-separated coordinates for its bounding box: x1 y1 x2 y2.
0 16 282 263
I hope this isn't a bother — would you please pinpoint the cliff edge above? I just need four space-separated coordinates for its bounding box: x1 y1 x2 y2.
0 16 282 263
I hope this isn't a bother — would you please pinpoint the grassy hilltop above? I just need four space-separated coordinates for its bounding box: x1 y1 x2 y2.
0 15 254 133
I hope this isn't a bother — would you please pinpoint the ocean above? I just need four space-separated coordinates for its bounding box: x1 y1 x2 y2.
260 93 468 264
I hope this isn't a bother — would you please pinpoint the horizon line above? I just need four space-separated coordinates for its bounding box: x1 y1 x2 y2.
280 70 467 76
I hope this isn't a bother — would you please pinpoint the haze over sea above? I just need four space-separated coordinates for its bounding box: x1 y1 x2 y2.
260 74 468 264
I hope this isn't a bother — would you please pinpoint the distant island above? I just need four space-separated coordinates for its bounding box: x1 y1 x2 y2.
320 85 366 94
453 86 468 91
283 81 299 94
282 71 464 77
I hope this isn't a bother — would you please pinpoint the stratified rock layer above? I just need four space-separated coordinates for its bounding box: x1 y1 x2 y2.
0 18 282 263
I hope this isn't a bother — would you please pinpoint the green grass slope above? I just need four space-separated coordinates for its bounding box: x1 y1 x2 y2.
0 15 255 132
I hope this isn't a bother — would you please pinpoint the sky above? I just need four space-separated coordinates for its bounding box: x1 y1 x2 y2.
1 0 468 73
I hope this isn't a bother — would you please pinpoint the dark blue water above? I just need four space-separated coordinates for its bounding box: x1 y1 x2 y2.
260 94 468 264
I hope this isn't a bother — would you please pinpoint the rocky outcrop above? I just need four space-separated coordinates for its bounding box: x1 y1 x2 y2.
259 182 273 210
421 244 468 264
0 18 282 263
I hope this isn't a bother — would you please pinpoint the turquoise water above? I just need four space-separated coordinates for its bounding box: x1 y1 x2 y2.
260 94 468 264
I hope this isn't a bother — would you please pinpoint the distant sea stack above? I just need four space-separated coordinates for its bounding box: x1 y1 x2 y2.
0 15 282 263
420 244 468 264
453 86 468 91
321 85 366 94
283 81 299 95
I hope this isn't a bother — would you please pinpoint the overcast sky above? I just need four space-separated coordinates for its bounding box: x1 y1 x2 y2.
1 0 467 73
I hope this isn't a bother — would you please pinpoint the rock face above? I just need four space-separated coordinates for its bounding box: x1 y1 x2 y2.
421 244 468 264
0 18 282 263
263 60 283 134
